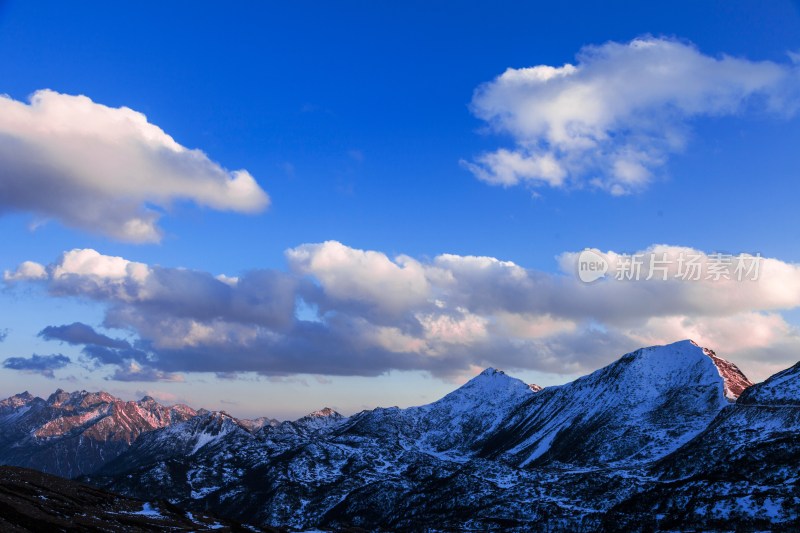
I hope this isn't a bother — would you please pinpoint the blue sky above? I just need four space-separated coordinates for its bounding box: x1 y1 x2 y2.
1 1 800 419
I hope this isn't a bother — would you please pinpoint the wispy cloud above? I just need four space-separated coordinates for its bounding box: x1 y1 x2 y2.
3 353 71 378
107 361 183 383
464 37 800 195
0 90 270 242
37 320 179 382
39 322 129 349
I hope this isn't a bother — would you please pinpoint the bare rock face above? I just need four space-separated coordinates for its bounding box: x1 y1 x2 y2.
0 390 196 478
699 343 753 399
0 391 36 414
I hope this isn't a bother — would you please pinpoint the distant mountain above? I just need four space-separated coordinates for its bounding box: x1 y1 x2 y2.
237 415 280 433
339 366 538 459
0 389 197 478
0 465 266 532
2 340 798 531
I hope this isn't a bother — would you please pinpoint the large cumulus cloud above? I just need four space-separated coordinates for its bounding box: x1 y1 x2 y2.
5 242 800 382
463 37 800 194
0 90 270 242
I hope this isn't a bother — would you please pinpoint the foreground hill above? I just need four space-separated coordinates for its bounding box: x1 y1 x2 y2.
0 465 267 532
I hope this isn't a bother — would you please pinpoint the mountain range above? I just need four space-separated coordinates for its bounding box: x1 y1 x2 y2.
1 340 798 531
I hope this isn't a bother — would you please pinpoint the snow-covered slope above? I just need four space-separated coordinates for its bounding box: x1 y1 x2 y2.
737 361 800 405
608 360 800 530
481 340 752 467
340 367 536 459
412 367 539 456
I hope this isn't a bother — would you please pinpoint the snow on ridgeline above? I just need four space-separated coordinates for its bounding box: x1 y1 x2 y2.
489 339 756 468
0 339 764 482
737 361 800 405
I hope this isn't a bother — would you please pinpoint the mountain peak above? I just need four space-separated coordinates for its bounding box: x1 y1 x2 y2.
292 407 346 431
307 407 341 418
486 340 754 468
45 389 71 406
429 365 535 412
466 367 529 391
0 391 37 411
6 391 34 401
622 340 752 401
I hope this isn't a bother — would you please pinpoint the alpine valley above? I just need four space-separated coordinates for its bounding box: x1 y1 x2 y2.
1 340 798 531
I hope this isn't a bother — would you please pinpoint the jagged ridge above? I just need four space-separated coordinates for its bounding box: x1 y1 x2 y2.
1 340 798 531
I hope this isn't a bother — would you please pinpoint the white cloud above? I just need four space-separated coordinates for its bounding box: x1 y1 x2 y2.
3 260 47 282
287 241 430 316
7 242 800 382
0 90 270 242
110 361 184 382
556 245 800 319
417 309 489 346
493 312 577 340
461 149 566 187
465 37 800 194
53 248 150 283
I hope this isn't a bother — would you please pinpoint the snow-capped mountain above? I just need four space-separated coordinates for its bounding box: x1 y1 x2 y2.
608 360 800 530
0 389 196 478
236 415 280 433
478 340 753 468
340 367 537 459
2 340 798 531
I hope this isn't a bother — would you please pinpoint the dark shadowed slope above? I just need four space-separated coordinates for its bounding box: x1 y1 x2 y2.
0 465 269 532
